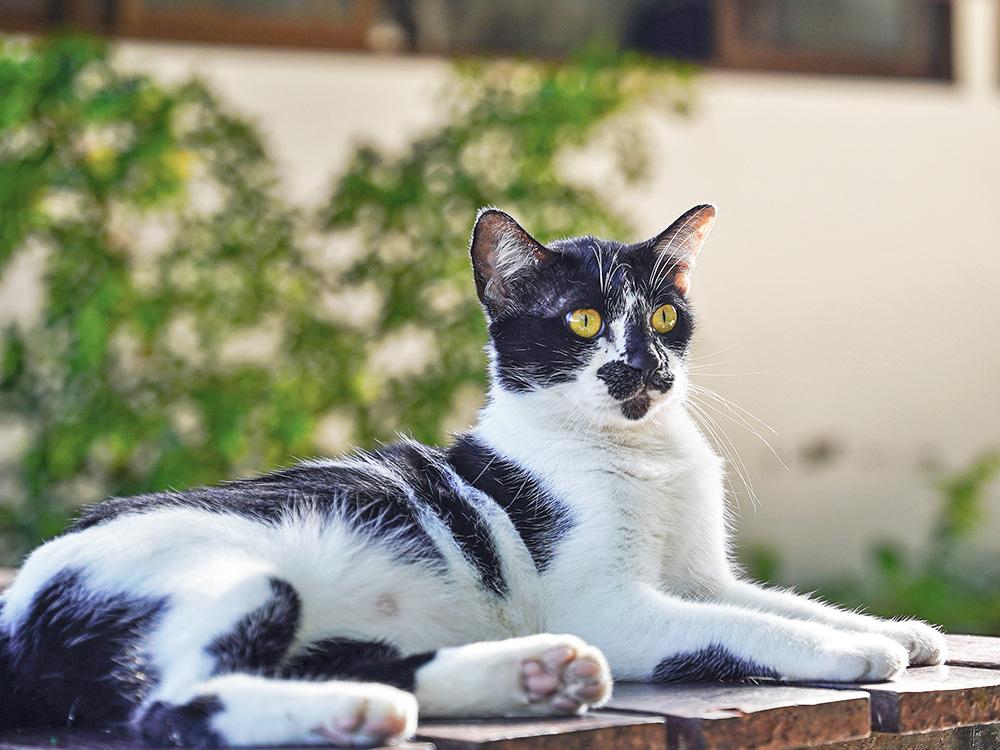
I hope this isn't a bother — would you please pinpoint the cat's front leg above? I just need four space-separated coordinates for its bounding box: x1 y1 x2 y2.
553 583 908 684
714 578 946 667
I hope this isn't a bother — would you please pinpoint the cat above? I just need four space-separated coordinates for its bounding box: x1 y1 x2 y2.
0 204 945 747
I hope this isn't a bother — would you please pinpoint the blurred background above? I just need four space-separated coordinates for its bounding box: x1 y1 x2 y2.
1 0 998 632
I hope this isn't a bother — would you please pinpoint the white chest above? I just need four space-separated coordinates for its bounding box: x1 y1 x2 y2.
477 400 725 589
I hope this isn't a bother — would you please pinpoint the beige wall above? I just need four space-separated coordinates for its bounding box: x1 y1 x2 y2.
43 2 1000 579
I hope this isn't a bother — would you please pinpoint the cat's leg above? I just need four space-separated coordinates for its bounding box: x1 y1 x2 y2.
283 634 612 719
554 583 909 683
406 635 612 718
136 674 417 748
134 572 419 747
713 578 946 666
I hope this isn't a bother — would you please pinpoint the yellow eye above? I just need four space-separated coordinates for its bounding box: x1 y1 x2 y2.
566 308 603 339
651 303 678 334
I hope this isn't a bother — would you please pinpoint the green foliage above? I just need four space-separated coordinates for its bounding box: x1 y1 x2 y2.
746 451 1000 635
0 35 693 562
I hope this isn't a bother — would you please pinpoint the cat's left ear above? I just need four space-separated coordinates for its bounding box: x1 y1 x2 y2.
647 204 716 295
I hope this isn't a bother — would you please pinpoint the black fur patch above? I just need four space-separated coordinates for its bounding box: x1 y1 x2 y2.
284 638 435 691
73 453 446 567
137 696 224 748
447 435 572 574
207 578 300 675
596 360 643 401
620 393 653 421
381 441 508 596
5 569 165 728
652 644 778 683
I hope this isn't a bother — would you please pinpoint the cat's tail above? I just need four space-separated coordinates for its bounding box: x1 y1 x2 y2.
0 595 47 729
0 596 20 728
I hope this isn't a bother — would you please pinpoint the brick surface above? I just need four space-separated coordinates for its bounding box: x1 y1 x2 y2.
607 682 870 750
416 712 665 750
822 665 1000 734
945 634 1000 670
0 728 431 750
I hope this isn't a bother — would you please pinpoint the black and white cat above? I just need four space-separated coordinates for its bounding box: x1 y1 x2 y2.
0 205 945 747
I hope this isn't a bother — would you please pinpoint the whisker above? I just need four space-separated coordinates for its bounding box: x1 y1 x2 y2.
689 383 780 437
690 389 788 472
688 344 738 362
687 400 754 511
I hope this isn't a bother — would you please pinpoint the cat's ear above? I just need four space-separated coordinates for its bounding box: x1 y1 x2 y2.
648 204 716 295
470 208 555 311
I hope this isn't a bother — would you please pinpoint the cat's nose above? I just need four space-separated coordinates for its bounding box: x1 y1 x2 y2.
626 348 658 384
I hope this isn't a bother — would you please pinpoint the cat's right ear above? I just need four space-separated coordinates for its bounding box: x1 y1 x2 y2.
469 208 554 313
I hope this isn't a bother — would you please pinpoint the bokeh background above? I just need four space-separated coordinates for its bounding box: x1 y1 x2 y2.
1 0 999 632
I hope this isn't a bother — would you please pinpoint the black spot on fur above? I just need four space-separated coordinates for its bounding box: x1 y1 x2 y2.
137 696 224 748
4 569 165 728
447 435 572 574
620 393 653 421
597 361 643 401
284 638 435 691
207 578 300 675
652 644 778 683
381 441 508 596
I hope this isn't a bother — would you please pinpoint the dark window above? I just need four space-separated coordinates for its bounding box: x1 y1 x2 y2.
0 0 953 80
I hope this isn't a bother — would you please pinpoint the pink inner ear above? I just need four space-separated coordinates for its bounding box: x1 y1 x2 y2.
674 271 690 295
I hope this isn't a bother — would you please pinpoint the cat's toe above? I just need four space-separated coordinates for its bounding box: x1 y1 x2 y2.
851 634 909 682
799 634 908 683
312 688 418 747
519 640 612 714
883 620 946 666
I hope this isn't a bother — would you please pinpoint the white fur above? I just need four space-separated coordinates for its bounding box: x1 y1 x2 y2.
184 675 417 747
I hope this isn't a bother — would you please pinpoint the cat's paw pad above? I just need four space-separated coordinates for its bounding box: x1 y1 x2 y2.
312 688 417 747
881 620 946 666
520 642 612 714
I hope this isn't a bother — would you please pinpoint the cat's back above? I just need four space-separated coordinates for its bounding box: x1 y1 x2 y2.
3 437 553 643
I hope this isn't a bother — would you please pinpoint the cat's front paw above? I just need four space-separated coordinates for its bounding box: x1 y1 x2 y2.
791 634 908 683
877 619 946 666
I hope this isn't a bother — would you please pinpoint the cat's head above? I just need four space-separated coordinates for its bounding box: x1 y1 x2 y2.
470 204 716 426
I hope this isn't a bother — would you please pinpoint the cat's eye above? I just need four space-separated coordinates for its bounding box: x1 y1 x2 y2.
651 304 678 334
566 308 603 339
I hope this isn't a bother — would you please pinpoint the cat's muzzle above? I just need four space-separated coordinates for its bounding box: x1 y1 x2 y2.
597 360 673 402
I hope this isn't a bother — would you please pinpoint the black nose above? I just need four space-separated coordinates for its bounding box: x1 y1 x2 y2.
626 348 658 385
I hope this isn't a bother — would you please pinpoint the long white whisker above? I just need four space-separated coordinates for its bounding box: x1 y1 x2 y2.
690 388 788 471
689 383 780 437
690 398 760 511
687 400 754 511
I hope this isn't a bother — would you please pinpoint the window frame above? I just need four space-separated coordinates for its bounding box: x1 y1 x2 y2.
0 0 954 82
713 0 953 80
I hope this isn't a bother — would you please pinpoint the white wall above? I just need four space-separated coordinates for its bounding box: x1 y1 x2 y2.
88 2 1000 579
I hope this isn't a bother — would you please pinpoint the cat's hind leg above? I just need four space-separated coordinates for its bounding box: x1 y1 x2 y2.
136 674 417 748
137 573 418 747
367 634 613 719
415 634 612 718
